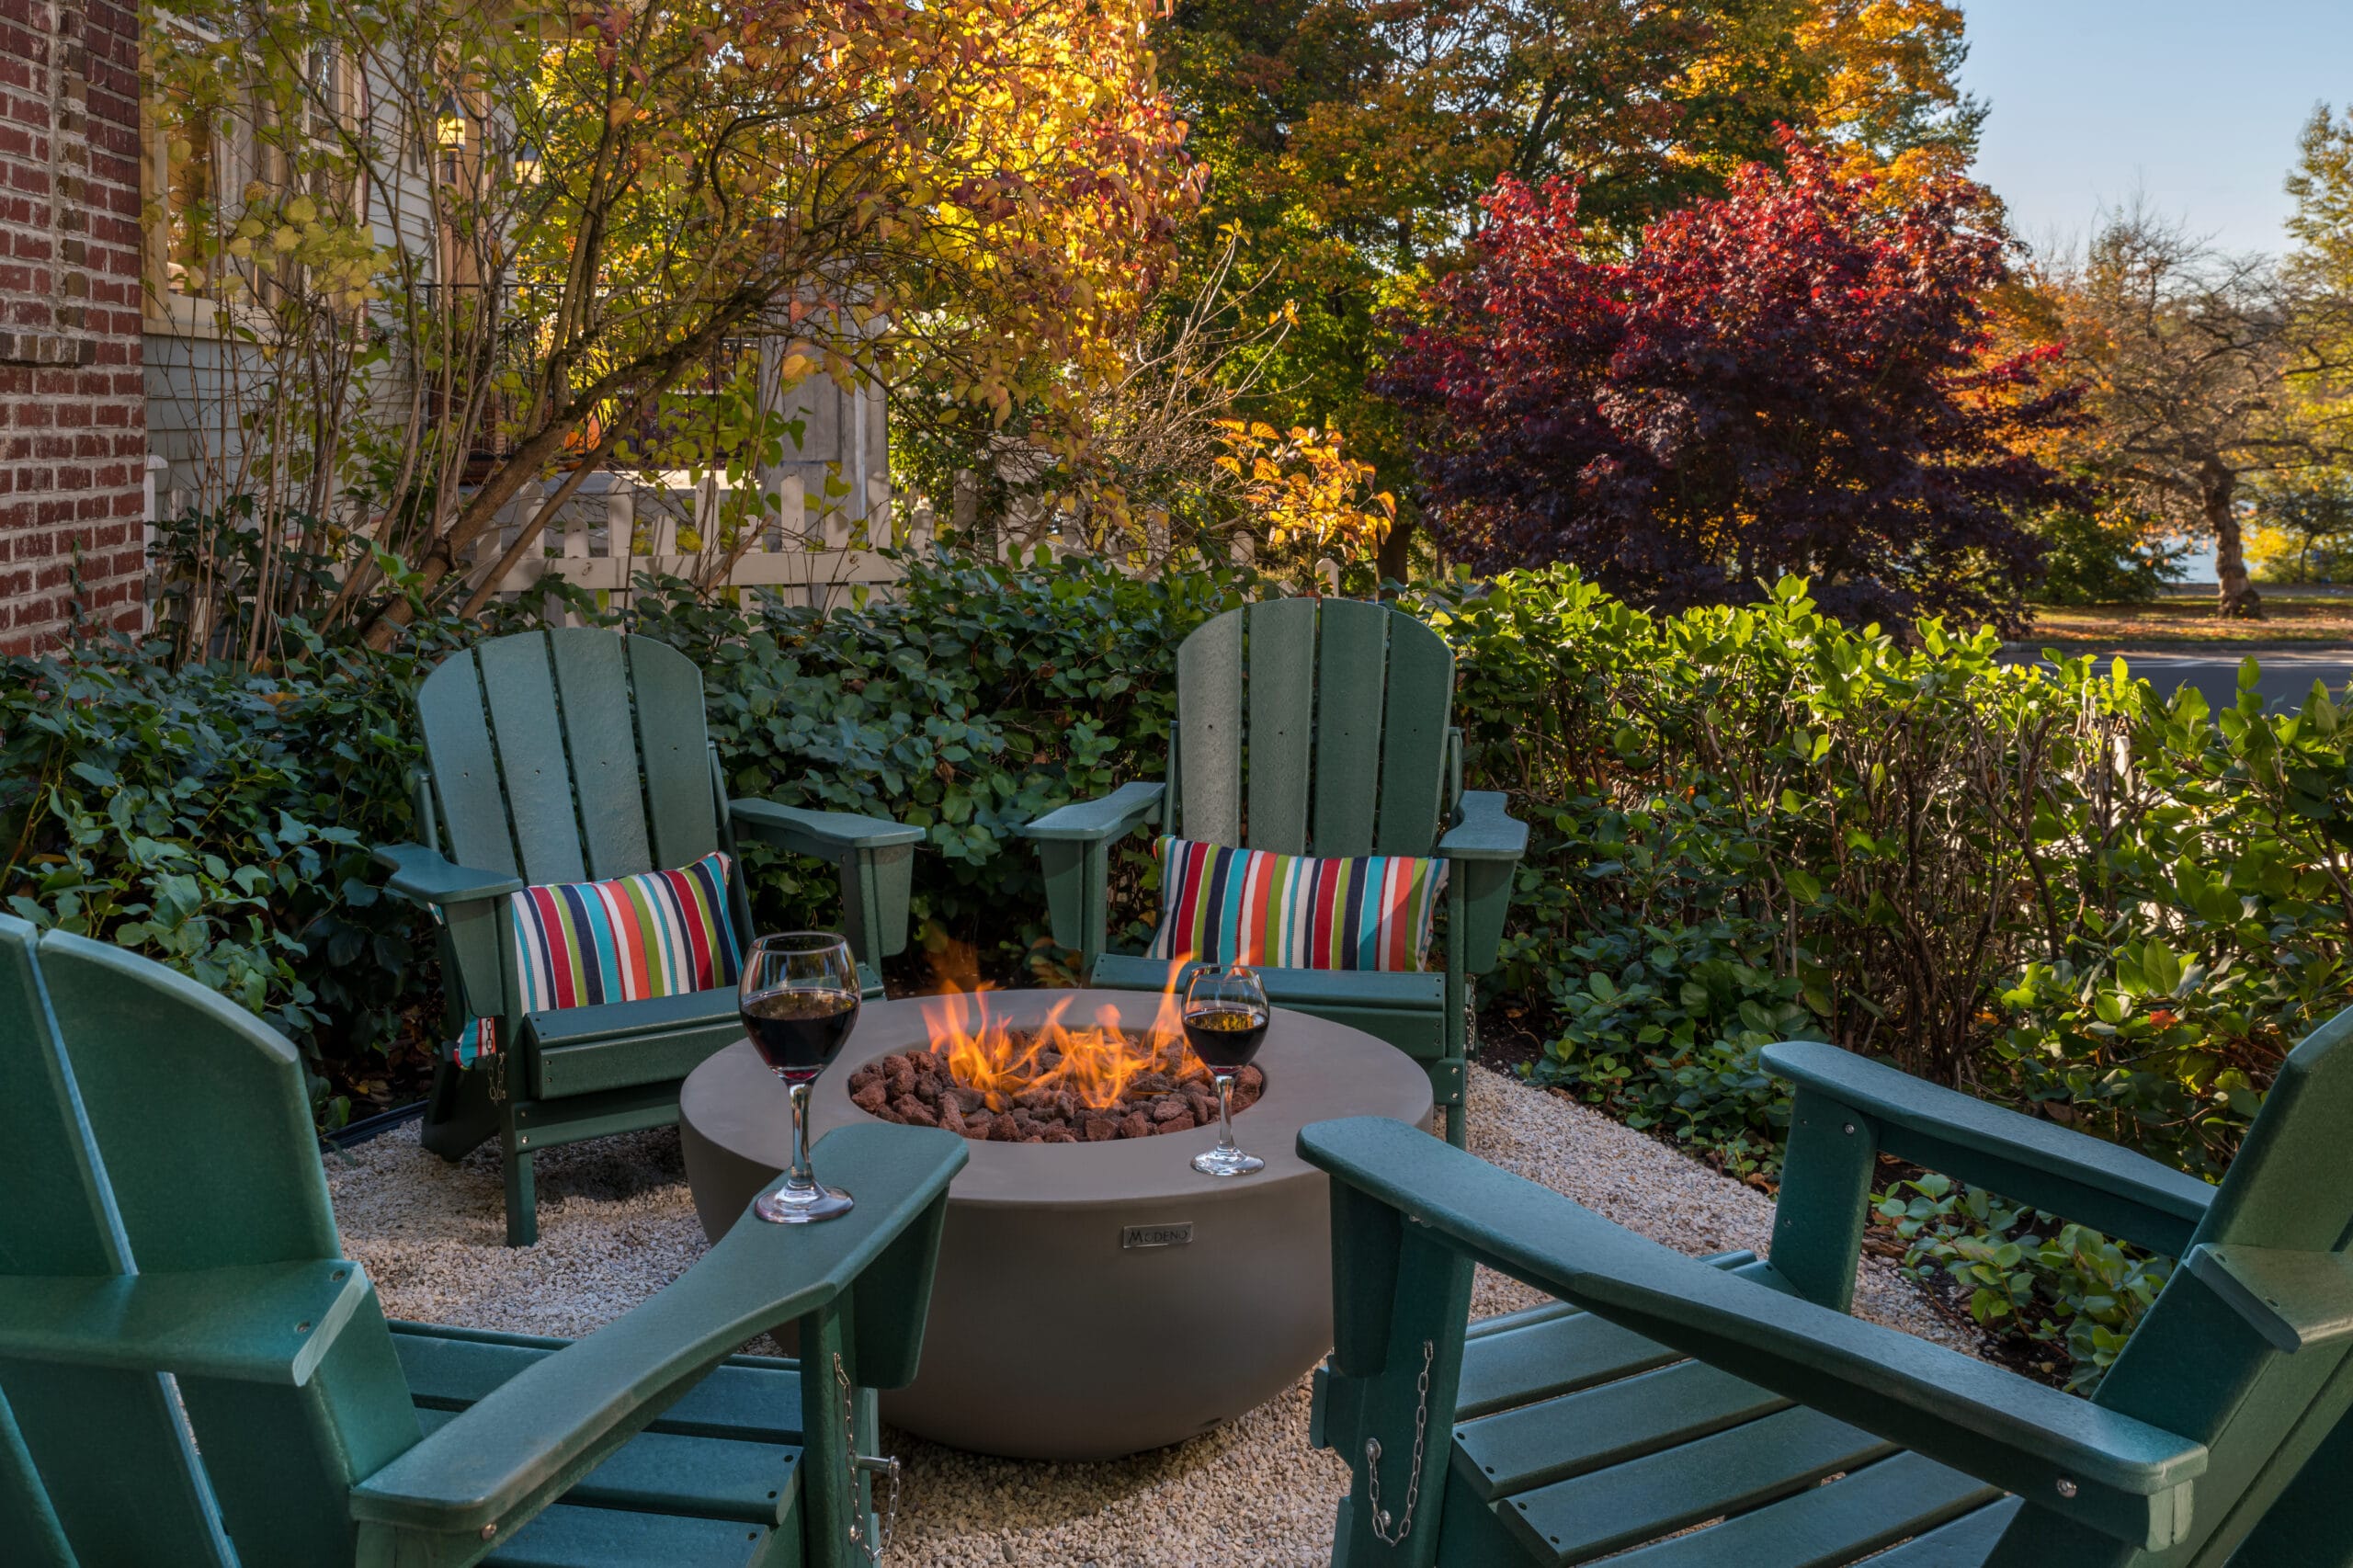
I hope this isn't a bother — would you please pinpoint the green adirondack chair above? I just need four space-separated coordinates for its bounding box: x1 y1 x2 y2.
1304 1010 2353 1568
373 627 924 1244
0 914 966 1568
1016 598 1527 1146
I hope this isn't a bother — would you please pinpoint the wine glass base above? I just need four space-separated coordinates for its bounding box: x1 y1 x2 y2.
754 1182 856 1223
1191 1145 1265 1177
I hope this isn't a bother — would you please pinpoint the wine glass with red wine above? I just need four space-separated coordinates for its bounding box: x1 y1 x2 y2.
742 932 861 1222
1183 965 1268 1177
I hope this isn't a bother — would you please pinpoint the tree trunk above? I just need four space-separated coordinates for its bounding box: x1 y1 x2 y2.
1376 514 1413 591
355 303 762 650
2207 460 2263 619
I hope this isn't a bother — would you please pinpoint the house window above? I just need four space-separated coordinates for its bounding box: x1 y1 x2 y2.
153 94 222 301
143 15 243 318
144 29 360 323
306 44 347 142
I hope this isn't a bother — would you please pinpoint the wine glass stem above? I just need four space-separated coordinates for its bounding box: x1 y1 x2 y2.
1214 1072 1238 1151
788 1079 817 1192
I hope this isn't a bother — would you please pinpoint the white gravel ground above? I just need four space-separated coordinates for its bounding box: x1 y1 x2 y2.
324 1063 1978 1567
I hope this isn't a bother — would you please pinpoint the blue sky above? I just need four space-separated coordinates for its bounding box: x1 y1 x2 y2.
1961 0 2353 261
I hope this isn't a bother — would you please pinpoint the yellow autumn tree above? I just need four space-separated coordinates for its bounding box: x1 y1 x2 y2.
1213 420 1397 562
144 0 1199 652
1795 0 1985 198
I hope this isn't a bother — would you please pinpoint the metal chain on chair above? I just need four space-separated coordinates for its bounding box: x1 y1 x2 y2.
834 1352 901 1562
1363 1338 1436 1546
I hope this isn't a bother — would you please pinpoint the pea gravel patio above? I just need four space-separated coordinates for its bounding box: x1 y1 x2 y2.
324 1063 1981 1568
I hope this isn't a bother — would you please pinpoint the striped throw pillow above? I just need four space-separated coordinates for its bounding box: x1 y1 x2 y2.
1144 835 1446 972
510 851 745 1013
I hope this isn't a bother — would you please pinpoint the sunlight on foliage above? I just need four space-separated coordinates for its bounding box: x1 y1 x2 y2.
1211 420 1395 560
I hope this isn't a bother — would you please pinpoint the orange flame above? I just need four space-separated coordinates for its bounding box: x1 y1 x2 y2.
915 960 1196 1112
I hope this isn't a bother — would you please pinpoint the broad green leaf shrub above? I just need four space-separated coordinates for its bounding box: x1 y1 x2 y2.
1877 1175 2170 1392
1421 565 2353 1384
0 629 429 1125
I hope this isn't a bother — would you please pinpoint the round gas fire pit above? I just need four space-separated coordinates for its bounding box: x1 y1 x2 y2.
678 989 1432 1460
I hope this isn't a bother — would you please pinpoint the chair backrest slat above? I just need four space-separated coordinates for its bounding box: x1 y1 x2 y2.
1175 610 1246 846
38 936 342 1269
0 923 124 1276
1245 600 1317 855
415 631 722 887
415 649 519 879
0 1388 77 1568
625 636 722 870
1371 615 1454 857
1162 597 1449 861
0 917 422 1568
2188 1006 2353 1255
0 916 235 1563
2 1361 237 1565
549 629 654 880
2037 1006 2353 1568
477 635 591 885
1308 600 1391 858
1170 601 1457 860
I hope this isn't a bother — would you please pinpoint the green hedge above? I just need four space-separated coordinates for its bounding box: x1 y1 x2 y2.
6 553 2349 1385
1419 569 2353 1385
0 628 432 1118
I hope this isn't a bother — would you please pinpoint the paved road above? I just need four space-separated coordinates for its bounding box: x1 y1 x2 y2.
2000 648 2353 713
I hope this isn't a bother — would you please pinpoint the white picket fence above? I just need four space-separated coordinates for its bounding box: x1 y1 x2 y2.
479 468 930 610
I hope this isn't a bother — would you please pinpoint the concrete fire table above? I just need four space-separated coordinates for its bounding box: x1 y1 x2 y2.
678 989 1433 1460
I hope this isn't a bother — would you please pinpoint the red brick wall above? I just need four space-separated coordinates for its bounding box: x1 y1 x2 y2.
0 0 144 653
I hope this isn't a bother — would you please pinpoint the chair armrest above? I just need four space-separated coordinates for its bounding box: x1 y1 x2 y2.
1438 790 1526 977
349 1126 966 1551
728 798 923 963
370 842 523 909
1763 1040 2215 1258
1435 790 1528 863
1015 782 1165 969
1301 1116 2209 1551
1014 781 1165 843
728 799 926 854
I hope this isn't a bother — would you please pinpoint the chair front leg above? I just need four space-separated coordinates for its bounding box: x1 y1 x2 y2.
1036 836 1115 976
1328 1181 1476 1568
1444 869 1470 1149
1768 1085 1881 1312
836 841 915 969
499 1046 539 1248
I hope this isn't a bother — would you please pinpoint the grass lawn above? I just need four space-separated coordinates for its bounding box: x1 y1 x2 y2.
2021 587 2353 651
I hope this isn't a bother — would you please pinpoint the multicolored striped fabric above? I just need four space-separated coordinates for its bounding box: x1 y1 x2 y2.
509 851 744 1014
1144 835 1446 972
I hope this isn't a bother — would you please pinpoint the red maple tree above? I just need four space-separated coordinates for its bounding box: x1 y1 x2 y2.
1382 134 2080 631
